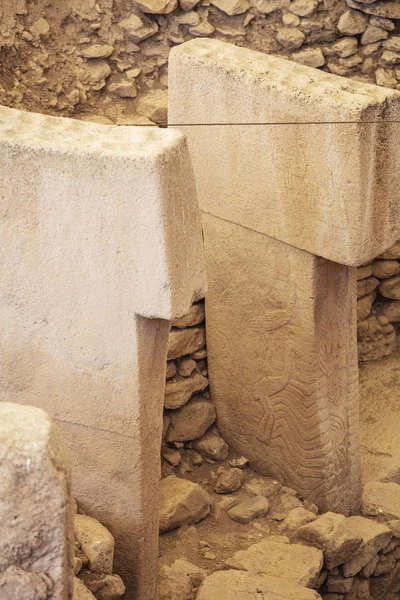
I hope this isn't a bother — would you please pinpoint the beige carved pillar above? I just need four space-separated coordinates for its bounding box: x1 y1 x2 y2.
0 107 206 599
169 39 400 515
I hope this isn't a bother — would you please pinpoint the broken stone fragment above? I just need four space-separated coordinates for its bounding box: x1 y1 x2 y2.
165 372 209 409
326 573 354 594
214 468 244 493
244 476 282 497
162 446 181 466
137 89 168 125
167 326 206 360
362 481 400 519
357 291 376 321
78 61 112 86
276 27 305 50
292 48 325 67
159 476 211 533
78 570 126 600
172 302 205 328
209 0 250 15
378 240 400 259
74 515 115 574
289 0 317 16
338 10 368 34
278 507 318 534
372 259 400 279
196 571 322 600
346 0 400 19
296 512 362 569
252 0 290 13
158 560 205 600
227 495 269 523
134 0 178 12
342 516 392 577
108 82 137 98
225 539 323 587
357 276 379 298
379 275 400 299
80 44 114 59
361 25 388 44
74 576 97 600
177 357 197 377
166 396 216 442
193 428 229 461
118 14 158 42
166 361 177 379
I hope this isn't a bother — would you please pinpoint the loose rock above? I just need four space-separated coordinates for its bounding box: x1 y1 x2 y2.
227 495 269 523
74 515 115 574
214 468 244 493
159 476 211 532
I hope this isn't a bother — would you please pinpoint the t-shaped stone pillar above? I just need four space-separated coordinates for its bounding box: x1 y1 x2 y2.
0 106 206 599
169 39 400 515
0 402 73 600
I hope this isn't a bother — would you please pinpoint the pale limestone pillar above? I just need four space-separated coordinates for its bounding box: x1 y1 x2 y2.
169 39 400 515
0 402 73 600
0 106 206 599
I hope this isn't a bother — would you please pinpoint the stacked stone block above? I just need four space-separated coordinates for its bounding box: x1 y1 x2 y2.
357 239 400 361
163 300 218 463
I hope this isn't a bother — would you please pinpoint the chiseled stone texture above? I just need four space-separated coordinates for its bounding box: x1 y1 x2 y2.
194 213 361 514
0 106 206 600
169 39 400 267
0 402 73 600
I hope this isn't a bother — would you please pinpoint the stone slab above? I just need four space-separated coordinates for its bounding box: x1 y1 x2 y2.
0 402 73 599
169 38 400 266
225 539 323 587
196 570 322 600
200 213 361 514
0 105 206 599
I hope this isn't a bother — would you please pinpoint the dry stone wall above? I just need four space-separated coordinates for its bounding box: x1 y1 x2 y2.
357 238 400 362
1 0 400 124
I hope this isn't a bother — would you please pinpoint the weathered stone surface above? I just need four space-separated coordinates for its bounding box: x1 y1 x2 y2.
159 476 211 532
346 0 400 20
289 0 317 16
0 108 206 600
167 327 206 360
196 570 322 600
379 241 400 258
372 259 400 278
78 570 126 599
166 361 177 379
296 513 362 569
380 275 400 299
357 315 396 362
172 302 205 328
166 397 216 442
118 14 159 42
165 372 209 409
169 38 400 266
338 10 368 35
326 573 354 593
357 291 376 321
361 25 388 44
225 540 323 587
177 357 197 377
292 48 325 68
81 44 115 59
193 427 229 460
210 0 250 15
332 38 359 58
158 560 206 600
0 403 73 600
357 276 379 298
244 476 282 497
252 0 290 13
74 576 97 600
362 481 400 519
279 507 318 534
74 515 115 574
277 27 305 50
137 89 168 124
227 496 270 523
214 468 244 493
134 0 178 13
342 516 392 576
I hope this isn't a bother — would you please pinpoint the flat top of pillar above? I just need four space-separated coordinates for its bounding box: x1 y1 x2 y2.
172 39 400 117
0 105 182 157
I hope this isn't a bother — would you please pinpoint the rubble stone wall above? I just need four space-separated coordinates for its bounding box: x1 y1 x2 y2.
0 0 400 125
357 239 400 362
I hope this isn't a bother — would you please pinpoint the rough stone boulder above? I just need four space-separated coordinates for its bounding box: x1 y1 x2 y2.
164 372 209 409
296 512 363 569
159 476 211 533
74 515 115 574
227 496 270 524
158 559 206 600
193 427 229 461
362 481 400 519
346 0 400 18
343 516 392 576
196 570 322 600
166 397 216 442
224 539 323 587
